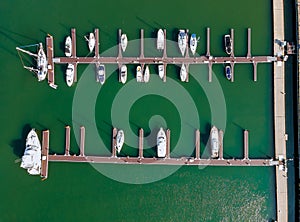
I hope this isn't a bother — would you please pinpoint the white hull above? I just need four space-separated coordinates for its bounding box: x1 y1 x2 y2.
120 65 127 84
20 129 41 175
96 63 105 84
65 36 72 57
178 30 187 56
157 29 164 50
180 64 187 82
136 66 143 82
224 35 232 55
158 64 164 80
190 34 197 55
37 43 48 81
88 33 95 53
116 130 125 153
66 63 74 87
157 128 166 158
210 126 219 158
144 65 150 83
121 34 128 52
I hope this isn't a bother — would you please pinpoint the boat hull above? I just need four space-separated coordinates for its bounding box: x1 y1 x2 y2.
157 29 164 50
88 33 95 53
121 34 128 52
37 43 48 81
178 30 187 56
210 126 219 158
225 65 232 80
116 130 125 153
224 35 232 55
136 66 143 82
96 63 105 84
190 34 197 55
144 65 150 83
180 64 187 82
157 128 166 158
158 64 164 80
65 36 72 57
120 65 127 84
66 63 74 87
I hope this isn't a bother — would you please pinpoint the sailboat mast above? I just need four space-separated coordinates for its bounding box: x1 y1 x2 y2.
16 47 38 58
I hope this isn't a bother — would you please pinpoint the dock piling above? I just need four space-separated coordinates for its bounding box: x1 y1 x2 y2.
140 29 144 58
253 62 257 81
230 28 234 57
219 130 224 159
112 128 117 157
163 29 167 58
94 28 99 58
41 130 49 179
195 129 200 159
206 27 210 57
244 130 249 159
247 28 251 58
138 128 144 158
80 126 85 156
65 126 71 156
166 129 171 158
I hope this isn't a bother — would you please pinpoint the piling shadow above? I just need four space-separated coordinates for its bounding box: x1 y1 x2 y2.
10 124 32 158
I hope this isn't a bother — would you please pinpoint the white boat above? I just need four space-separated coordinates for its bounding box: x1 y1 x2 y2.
210 126 219 158
96 63 105 84
224 34 232 55
65 36 72 57
158 64 164 80
225 65 232 80
66 63 74 87
136 65 143 82
120 65 127 84
116 130 125 153
190 33 197 55
157 127 166 158
180 64 187 82
178 29 187 56
20 129 41 175
16 43 48 81
120 34 128 52
157 29 164 50
86 32 95 53
144 65 150 83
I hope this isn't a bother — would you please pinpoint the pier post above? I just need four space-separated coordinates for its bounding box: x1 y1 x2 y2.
163 63 167 82
206 27 210 57
112 128 117 157
166 129 171 158
243 130 249 159
140 29 144 58
253 62 257 82
195 129 200 159
138 128 144 158
118 29 123 58
185 29 189 58
46 35 57 89
247 28 251 58
218 130 224 159
230 28 234 57
41 130 49 179
94 28 99 58
71 28 76 58
230 62 235 82
65 126 71 156
163 29 167 58
208 63 212 82
80 126 85 156
185 64 189 82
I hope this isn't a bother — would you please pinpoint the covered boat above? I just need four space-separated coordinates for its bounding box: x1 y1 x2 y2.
66 63 74 87
180 64 187 82
225 65 232 80
116 130 125 153
120 64 127 84
144 65 150 83
136 65 143 82
96 63 105 84
65 36 72 57
157 29 164 50
178 29 187 56
120 34 128 52
157 127 166 158
224 34 232 55
20 129 41 175
189 34 197 55
210 126 219 158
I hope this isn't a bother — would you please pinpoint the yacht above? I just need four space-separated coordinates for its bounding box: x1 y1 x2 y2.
178 29 187 56
96 63 105 84
224 34 232 55
144 65 150 83
120 65 127 84
66 63 74 87
157 29 164 51
157 127 166 158
225 65 232 80
180 64 187 82
210 126 219 158
116 130 125 153
87 32 95 53
20 129 41 175
120 34 128 52
65 36 72 57
158 64 164 80
136 65 143 82
189 33 197 55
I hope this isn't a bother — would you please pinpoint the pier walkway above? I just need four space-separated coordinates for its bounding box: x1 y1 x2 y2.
273 0 288 221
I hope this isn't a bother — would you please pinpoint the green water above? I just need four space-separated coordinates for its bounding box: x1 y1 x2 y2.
0 0 279 221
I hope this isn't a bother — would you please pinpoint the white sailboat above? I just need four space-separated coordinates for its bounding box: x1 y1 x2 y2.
157 29 164 51
119 64 127 84
180 64 187 82
120 34 128 52
189 34 197 55
85 32 95 53
158 64 164 80
144 65 150 83
20 129 41 175
116 130 125 153
157 128 166 158
66 63 74 87
210 126 219 158
65 36 72 57
136 65 143 82
178 29 187 56
16 43 48 81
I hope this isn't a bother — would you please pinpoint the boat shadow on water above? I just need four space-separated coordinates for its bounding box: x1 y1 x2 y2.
10 124 32 158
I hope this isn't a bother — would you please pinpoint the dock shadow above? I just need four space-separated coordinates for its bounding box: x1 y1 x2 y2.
10 124 32 158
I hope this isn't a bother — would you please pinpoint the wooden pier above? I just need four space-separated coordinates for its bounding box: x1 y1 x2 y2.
166 129 171 158
94 28 99 58
243 130 249 160
65 126 71 156
46 35 57 89
79 126 85 156
138 128 143 158
195 129 200 160
41 130 49 179
111 128 117 157
218 130 224 159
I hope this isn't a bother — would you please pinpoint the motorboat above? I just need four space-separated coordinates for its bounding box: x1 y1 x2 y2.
180 64 187 82
116 130 125 153
225 65 232 80
65 36 72 57
20 129 41 175
136 65 143 82
190 33 197 55
96 63 105 84
178 29 187 56
66 63 74 87
144 65 150 83
158 64 164 80
224 34 232 55
157 29 164 51
86 32 95 53
210 126 219 158
157 127 166 158
120 64 127 84
120 34 128 52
